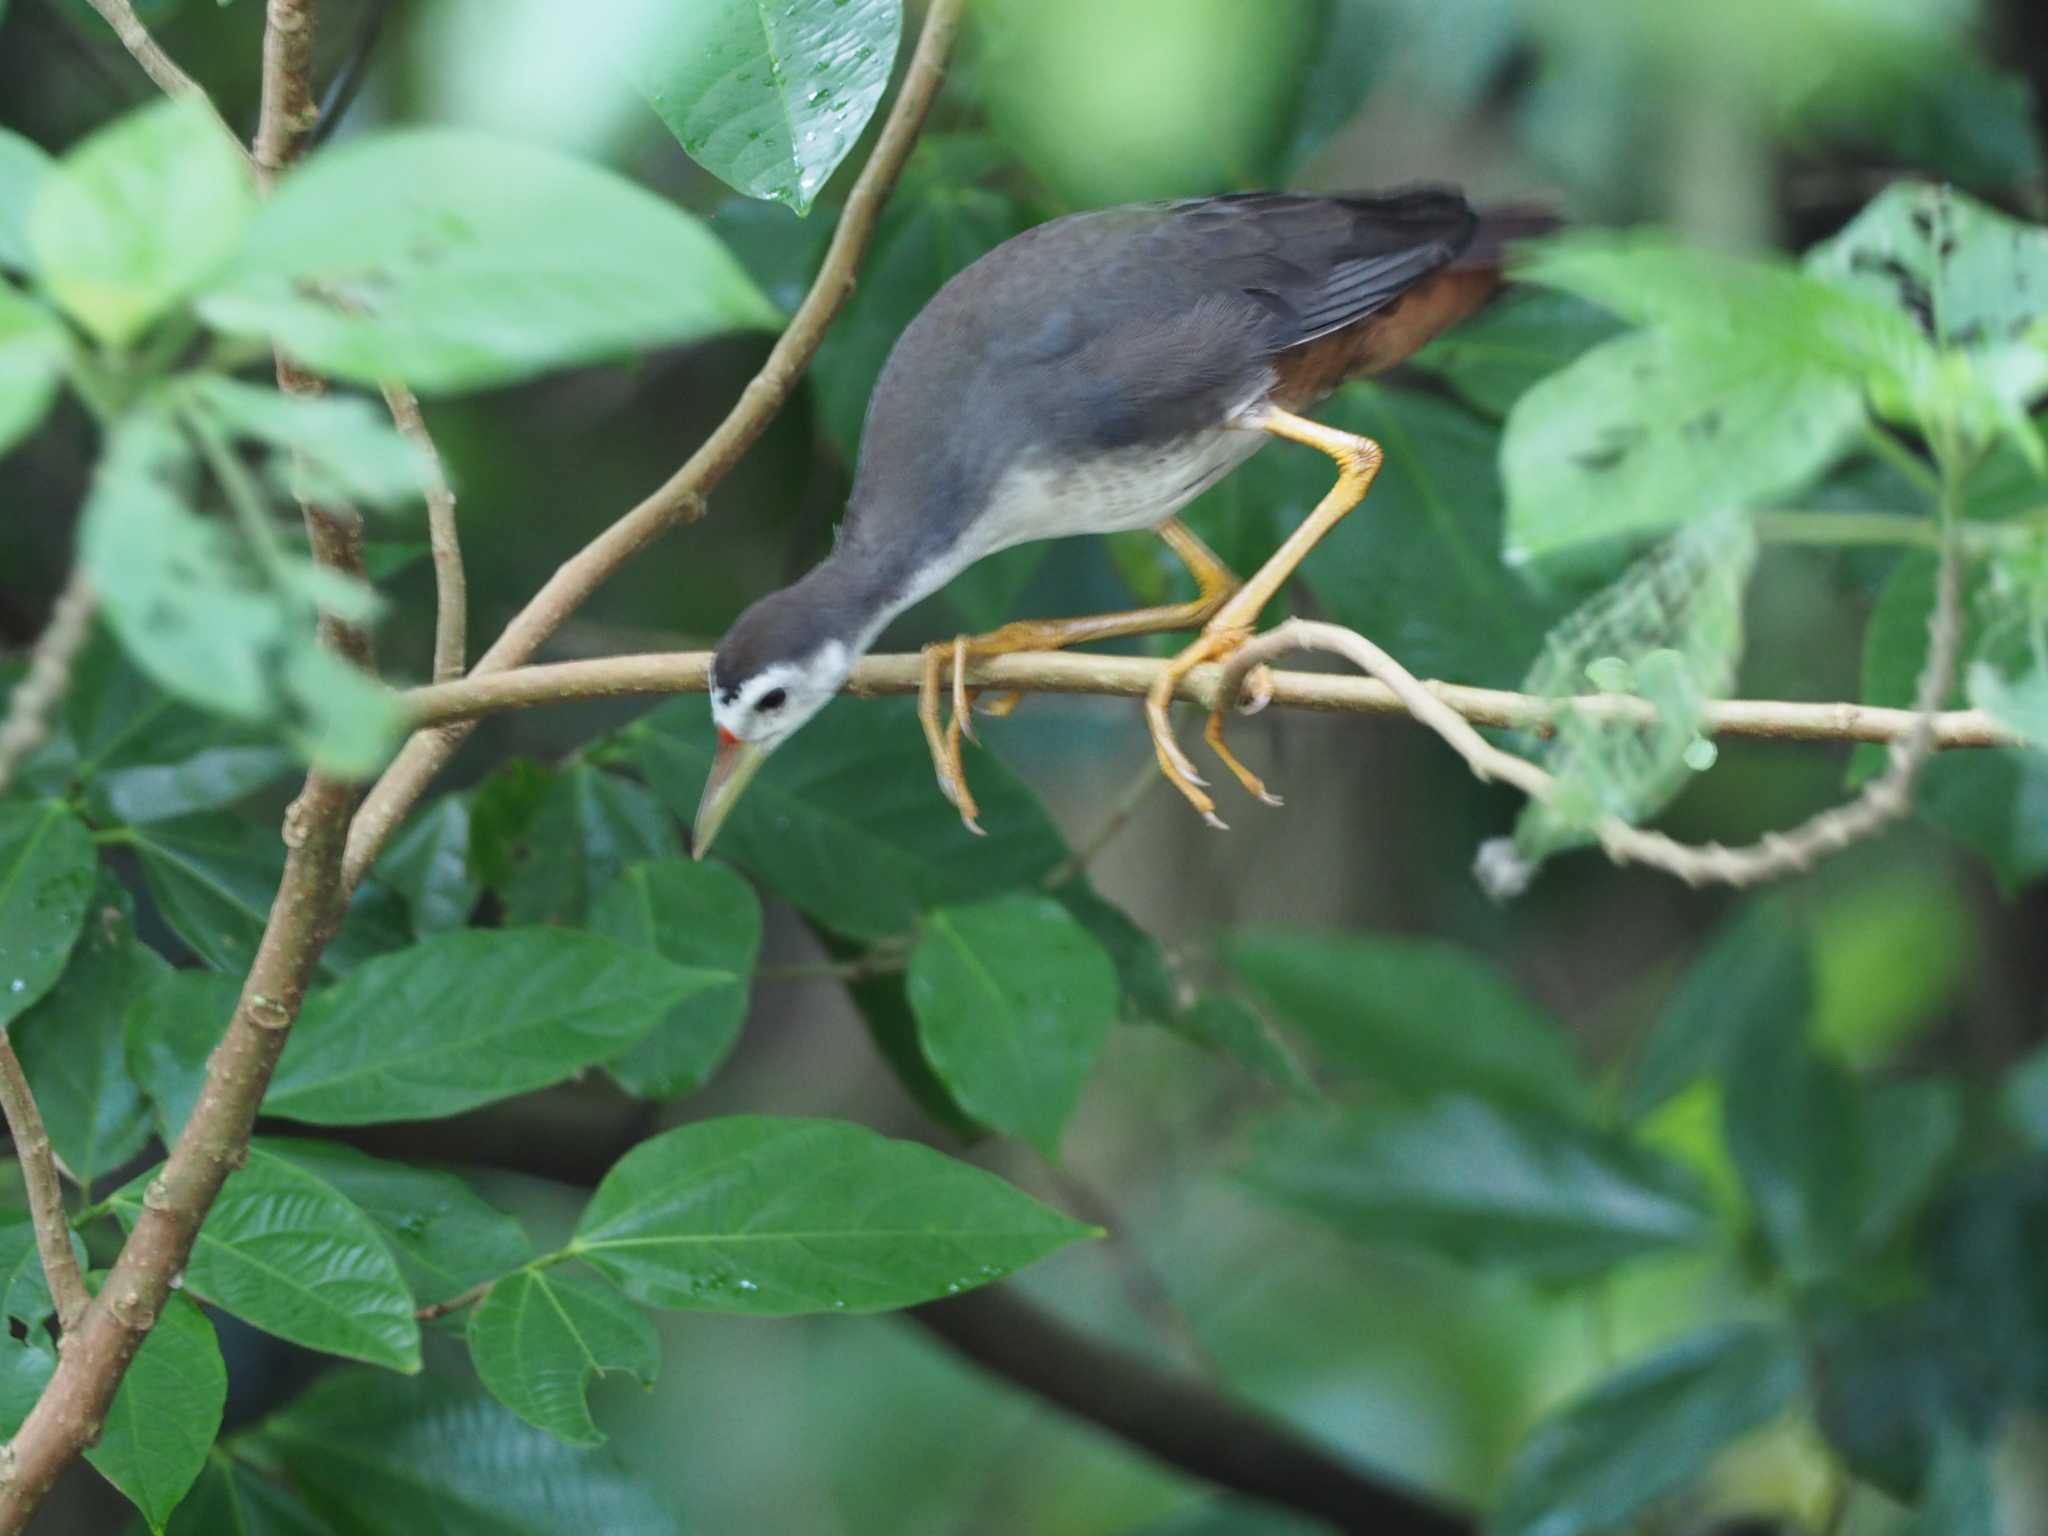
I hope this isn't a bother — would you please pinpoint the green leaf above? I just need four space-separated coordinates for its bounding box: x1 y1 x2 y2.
199 128 778 393
179 375 436 512
0 799 96 1030
94 745 295 826
1227 929 1590 1118
572 1116 1095 1314
622 0 902 214
28 97 253 346
1910 1431 1999 1536
467 1267 658 1446
266 928 702 1123
500 765 679 927
111 1145 420 1371
0 1335 52 1441
1298 383 1554 686
81 419 402 776
1627 897 1811 1118
1859 552 2048 887
123 970 239 1143
158 1456 334 1536
633 695 1067 941
2006 1045 2048 1151
1855 1077 1963 1258
0 1335 52 1436
840 958 989 1141
1493 1321 1805 1536
1808 1298 1994 1499
0 1215 87 1332
1965 532 2048 748
1503 324 1864 561
10 873 166 1179
0 282 65 458
374 795 478 936
1808 183 2048 464
1053 880 1177 1027
907 894 1119 1157
1168 994 1313 1096
0 128 55 271
85 1292 225 1534
1242 1097 1712 1280
1927 1162 2048 1414
1722 1007 1861 1280
129 812 406 978
263 1139 531 1311
811 141 1029 460
1503 513 1759 879
589 859 760 1100
1408 288 1623 418
258 1372 680 1535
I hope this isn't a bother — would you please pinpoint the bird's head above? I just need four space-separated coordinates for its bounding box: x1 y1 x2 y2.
694 584 858 857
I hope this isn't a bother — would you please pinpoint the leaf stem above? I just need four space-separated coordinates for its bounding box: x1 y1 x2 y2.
1862 423 1943 500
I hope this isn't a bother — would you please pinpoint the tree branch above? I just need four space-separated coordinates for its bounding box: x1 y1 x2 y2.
395 646 2016 750
339 0 970 889
81 0 252 164
0 567 96 796
0 1039 88 1334
381 383 465 680
251 0 320 187
910 1286 1474 1535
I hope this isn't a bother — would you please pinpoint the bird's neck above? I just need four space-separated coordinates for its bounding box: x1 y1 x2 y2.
795 538 927 661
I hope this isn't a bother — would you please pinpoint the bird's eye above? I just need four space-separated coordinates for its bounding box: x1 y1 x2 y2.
758 688 788 712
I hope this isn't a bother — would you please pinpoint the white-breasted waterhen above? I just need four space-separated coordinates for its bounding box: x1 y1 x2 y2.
695 186 1555 857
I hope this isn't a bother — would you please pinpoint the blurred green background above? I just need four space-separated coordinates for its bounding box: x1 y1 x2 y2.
3 0 2046 1532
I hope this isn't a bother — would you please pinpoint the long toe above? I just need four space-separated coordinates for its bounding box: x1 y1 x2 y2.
1204 712 1283 807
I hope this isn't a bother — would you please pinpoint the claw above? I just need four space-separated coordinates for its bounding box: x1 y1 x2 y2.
1238 664 1275 716
952 635 978 744
978 691 1022 719
1202 810 1230 831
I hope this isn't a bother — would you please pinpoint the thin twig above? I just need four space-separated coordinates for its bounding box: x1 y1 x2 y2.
395 647 2015 750
381 383 465 680
0 1040 88 1333
307 0 393 151
251 0 320 187
0 569 96 796
340 0 970 890
1044 758 1163 889
81 0 253 165
415 1277 493 1323
1210 536 1963 891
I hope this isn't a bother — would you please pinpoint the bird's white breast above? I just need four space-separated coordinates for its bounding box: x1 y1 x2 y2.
962 427 1267 563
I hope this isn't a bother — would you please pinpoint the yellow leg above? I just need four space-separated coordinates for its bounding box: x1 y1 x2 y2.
919 517 1240 832
1146 408 1385 828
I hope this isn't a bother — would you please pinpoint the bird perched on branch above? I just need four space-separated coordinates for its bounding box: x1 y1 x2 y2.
695 186 1555 856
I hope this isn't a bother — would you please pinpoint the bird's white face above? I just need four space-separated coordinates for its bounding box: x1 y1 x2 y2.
695 640 854 859
708 640 852 751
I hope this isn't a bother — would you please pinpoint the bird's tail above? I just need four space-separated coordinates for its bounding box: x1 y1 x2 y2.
1455 202 1565 270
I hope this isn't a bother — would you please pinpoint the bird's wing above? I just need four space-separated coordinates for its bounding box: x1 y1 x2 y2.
1162 189 1480 349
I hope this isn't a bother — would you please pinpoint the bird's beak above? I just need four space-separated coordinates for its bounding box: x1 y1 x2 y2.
692 731 768 860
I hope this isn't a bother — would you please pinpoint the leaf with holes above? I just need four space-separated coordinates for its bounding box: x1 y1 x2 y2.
467 1267 659 1446
908 894 1119 1157
111 1145 421 1370
573 1117 1095 1314
199 129 777 392
620 0 903 214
